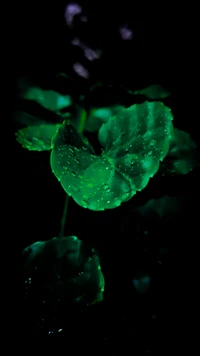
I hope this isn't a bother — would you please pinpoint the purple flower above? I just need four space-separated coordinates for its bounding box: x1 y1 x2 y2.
84 47 101 61
119 25 133 40
71 37 101 62
64 3 82 26
73 62 89 79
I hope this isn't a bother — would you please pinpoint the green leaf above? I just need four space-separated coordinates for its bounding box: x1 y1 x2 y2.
23 87 72 111
162 128 197 175
134 84 172 99
23 236 104 305
51 102 173 210
136 196 187 219
84 105 124 132
16 123 61 151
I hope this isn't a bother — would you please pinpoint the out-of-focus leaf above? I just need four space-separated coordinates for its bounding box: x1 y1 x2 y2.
22 236 104 306
162 128 197 175
84 105 124 132
136 195 188 219
127 84 171 99
51 102 173 210
23 236 83 269
16 123 61 151
23 87 72 112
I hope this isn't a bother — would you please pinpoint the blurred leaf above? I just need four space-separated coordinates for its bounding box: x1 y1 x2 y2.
23 87 72 112
22 236 104 306
127 84 171 100
162 128 197 175
136 195 188 219
84 105 124 132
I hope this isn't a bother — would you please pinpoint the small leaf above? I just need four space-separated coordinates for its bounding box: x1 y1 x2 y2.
137 196 187 219
23 87 72 111
162 128 197 175
16 123 61 151
134 84 171 99
51 102 173 210
84 105 124 132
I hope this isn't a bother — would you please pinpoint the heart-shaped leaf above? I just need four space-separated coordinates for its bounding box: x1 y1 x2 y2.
51 102 173 210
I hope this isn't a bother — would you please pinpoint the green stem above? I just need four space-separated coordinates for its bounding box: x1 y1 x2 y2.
77 109 87 133
59 194 70 237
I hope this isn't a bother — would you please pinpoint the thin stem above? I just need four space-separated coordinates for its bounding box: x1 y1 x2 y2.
77 109 87 133
59 194 70 237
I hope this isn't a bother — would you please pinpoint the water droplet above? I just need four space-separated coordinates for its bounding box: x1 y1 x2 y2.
71 172 76 177
80 200 88 207
75 158 80 164
148 151 153 156
70 184 80 192
150 139 156 146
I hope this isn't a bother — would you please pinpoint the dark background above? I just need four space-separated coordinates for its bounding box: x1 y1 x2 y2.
8 2 199 353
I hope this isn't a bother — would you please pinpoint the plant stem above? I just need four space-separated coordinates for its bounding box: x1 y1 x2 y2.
59 194 70 237
77 109 87 133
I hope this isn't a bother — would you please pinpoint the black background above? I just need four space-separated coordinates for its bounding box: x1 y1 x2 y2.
8 1 199 353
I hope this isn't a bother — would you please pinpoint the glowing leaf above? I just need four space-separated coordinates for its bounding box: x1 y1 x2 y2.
84 105 124 132
51 102 173 210
23 87 72 111
16 123 61 151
